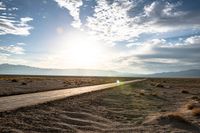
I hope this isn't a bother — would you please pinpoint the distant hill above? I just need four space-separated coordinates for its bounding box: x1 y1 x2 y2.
148 69 200 78
0 64 200 77
0 64 135 77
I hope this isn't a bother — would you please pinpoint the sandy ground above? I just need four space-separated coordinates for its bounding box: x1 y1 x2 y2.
0 79 143 112
0 76 136 96
0 78 200 132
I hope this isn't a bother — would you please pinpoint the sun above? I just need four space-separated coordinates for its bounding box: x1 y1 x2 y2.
63 32 104 68
67 42 101 67
50 30 110 69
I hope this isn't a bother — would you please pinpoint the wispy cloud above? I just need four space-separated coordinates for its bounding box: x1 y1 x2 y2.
185 36 200 45
0 2 6 10
0 45 25 54
53 0 200 46
0 2 33 36
86 0 139 45
54 0 83 28
85 0 200 43
84 0 199 45
0 52 27 65
138 1 200 28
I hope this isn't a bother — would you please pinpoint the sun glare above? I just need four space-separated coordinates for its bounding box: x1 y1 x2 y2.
62 32 104 68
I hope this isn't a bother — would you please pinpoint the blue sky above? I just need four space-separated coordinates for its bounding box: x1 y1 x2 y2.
0 0 200 74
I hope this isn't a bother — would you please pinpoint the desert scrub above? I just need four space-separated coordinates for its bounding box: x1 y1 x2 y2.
192 108 200 116
21 82 27 85
11 79 18 82
181 90 189 94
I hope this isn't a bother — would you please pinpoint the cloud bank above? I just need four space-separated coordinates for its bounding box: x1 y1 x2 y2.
118 35 200 73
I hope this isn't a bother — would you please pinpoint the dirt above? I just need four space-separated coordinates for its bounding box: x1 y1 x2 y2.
0 78 200 132
0 75 136 96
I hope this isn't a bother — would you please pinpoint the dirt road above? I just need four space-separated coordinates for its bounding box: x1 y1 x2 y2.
0 79 145 112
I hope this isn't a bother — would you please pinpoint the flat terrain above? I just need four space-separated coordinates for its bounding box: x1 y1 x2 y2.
0 79 144 112
0 75 136 96
0 78 200 132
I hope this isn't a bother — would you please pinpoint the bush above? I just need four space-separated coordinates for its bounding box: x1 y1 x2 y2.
187 103 195 110
139 90 145 95
192 108 200 116
181 90 189 94
155 83 164 88
151 93 158 97
21 82 27 85
11 79 18 82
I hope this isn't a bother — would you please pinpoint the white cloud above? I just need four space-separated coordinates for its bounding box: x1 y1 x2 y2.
140 1 199 29
20 17 33 23
0 53 27 65
144 1 157 16
0 2 6 10
55 0 83 28
0 16 33 36
16 42 26 46
144 1 184 17
0 2 33 36
126 42 140 48
85 1 184 45
115 35 200 73
86 0 141 44
162 2 184 17
54 0 200 46
0 45 25 54
184 36 200 45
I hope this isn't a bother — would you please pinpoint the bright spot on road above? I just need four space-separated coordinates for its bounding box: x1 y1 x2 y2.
116 80 120 84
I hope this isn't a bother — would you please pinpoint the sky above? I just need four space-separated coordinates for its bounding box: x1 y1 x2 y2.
0 0 200 74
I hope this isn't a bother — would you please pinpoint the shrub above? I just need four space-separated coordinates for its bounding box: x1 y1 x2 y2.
155 83 164 88
151 93 158 97
181 90 189 94
11 79 18 82
21 82 27 85
192 108 200 116
139 90 145 95
187 103 195 110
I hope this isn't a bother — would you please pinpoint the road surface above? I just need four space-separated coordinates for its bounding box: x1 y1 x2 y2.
0 79 145 112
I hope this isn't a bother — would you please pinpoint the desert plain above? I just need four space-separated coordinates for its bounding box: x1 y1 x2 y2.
0 76 200 133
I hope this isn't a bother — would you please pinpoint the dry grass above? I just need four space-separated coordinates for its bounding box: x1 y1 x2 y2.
186 101 200 116
192 108 200 116
161 112 185 122
155 83 164 88
186 101 200 110
151 92 158 97
144 112 187 125
152 112 186 124
187 103 195 110
146 111 200 132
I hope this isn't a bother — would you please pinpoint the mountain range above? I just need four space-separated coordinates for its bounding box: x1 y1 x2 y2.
0 64 200 77
0 64 132 77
